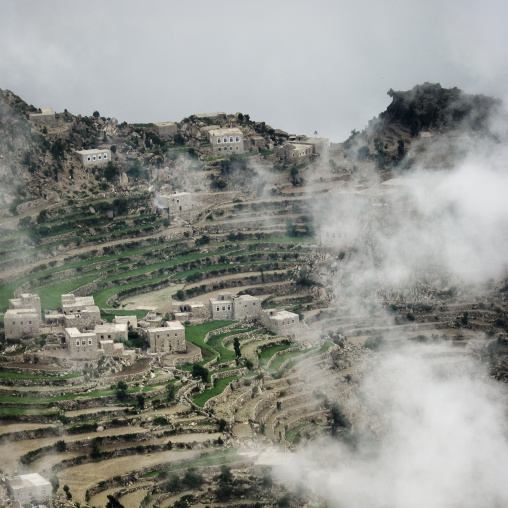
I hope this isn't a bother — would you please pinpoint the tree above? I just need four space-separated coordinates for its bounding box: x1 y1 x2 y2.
90 438 101 459
104 161 117 182
182 468 204 489
49 475 59 493
55 440 66 452
63 485 72 500
176 289 185 301
136 394 145 409
290 167 299 186
116 380 128 401
163 473 181 493
192 364 209 383
234 337 241 357
217 418 227 432
110 144 117 154
93 111 100 119
106 495 125 508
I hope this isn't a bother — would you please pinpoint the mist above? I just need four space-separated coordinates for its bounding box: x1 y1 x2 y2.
276 347 508 508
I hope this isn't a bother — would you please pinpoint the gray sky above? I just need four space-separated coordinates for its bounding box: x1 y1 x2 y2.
1 0 507 141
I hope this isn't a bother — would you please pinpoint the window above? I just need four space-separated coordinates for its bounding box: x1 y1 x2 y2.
230 147 233 151
217 138 221 143
76 340 80 346
29 321 31 324
216 306 220 311
82 340 86 345
222 306 225 311
98 155 102 160
20 321 23 325
229 137 233 142
218 148 221 152
108 334 111 338
236 147 238 150
175 332 177 336
87 156 91 161
93 155 96 160
236 136 240 142
223 137 227 143
157 334 160 339
101 335 104 339
88 339 92 345
104 153 107 159
227 305 231 310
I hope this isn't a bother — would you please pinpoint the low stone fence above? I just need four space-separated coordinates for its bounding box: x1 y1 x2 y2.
210 367 248 385
265 346 301 370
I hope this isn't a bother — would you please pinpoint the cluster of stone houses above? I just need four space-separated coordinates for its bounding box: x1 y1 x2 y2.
173 292 300 336
3 290 300 360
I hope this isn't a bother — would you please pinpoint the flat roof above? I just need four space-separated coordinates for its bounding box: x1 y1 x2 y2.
194 112 226 118
155 121 176 127
65 327 96 338
208 128 243 136
5 308 38 316
75 149 111 155
235 294 259 301
95 323 127 333
166 321 185 330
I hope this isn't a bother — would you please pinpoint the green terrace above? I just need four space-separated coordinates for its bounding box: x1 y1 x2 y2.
259 343 293 368
0 236 309 314
192 373 256 407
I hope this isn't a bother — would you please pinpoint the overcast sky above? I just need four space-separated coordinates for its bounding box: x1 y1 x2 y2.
1 0 507 141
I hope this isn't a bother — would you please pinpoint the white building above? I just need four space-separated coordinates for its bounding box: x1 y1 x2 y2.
208 128 244 155
147 321 186 354
261 310 299 336
4 308 40 340
5 473 51 504
209 293 261 321
29 108 55 123
76 148 112 166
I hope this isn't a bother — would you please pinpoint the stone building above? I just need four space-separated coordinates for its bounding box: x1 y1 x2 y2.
208 128 244 155
147 321 186 354
232 294 261 320
65 328 100 359
276 135 329 163
29 108 55 124
209 293 261 321
4 293 42 340
172 301 208 322
95 323 128 342
62 293 101 332
261 309 299 336
114 315 138 329
5 473 51 504
4 308 40 340
210 292 234 320
153 121 178 138
9 293 41 317
155 191 193 217
75 148 112 166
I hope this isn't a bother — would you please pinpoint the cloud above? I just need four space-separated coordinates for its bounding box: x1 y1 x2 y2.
277 346 508 508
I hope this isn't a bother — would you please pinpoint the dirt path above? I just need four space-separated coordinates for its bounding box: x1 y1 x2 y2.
58 449 201 504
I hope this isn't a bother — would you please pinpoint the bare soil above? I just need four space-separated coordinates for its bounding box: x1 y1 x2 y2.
58 449 201 503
